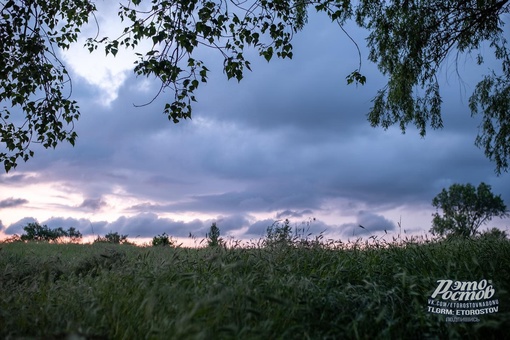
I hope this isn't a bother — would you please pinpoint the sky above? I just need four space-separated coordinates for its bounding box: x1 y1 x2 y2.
1 3 509 244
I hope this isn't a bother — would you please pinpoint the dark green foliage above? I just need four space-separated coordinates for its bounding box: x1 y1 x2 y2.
357 0 510 173
206 222 222 247
479 227 508 240
470 61 510 174
94 231 129 244
73 247 127 277
1 238 509 338
20 223 61 242
0 0 95 171
264 219 293 246
20 222 82 243
430 182 509 238
152 232 174 247
66 227 83 243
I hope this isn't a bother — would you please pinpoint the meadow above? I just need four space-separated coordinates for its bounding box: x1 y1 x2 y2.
1 235 509 339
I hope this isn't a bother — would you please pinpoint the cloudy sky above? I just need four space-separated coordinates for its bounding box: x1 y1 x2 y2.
1 4 509 244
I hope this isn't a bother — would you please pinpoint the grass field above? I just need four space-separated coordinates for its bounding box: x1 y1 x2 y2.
1 236 509 339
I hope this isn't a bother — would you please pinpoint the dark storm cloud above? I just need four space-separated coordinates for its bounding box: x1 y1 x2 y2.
245 218 280 237
194 15 487 141
103 213 185 237
78 198 107 211
276 209 314 219
41 217 108 235
164 186 324 215
0 197 28 209
126 202 166 213
0 174 35 184
96 213 245 238
213 214 251 232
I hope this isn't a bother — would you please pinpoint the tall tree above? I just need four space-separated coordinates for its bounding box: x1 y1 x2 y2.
430 182 509 238
206 222 222 247
1 0 509 172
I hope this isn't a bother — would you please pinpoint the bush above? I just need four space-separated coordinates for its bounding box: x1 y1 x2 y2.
66 227 83 243
94 232 129 244
478 227 508 240
152 232 175 247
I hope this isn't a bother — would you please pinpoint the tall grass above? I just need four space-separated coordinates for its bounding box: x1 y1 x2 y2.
1 237 509 339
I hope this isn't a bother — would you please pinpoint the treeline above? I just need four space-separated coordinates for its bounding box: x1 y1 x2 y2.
3 219 321 248
4 221 228 247
6 223 134 245
3 217 509 248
